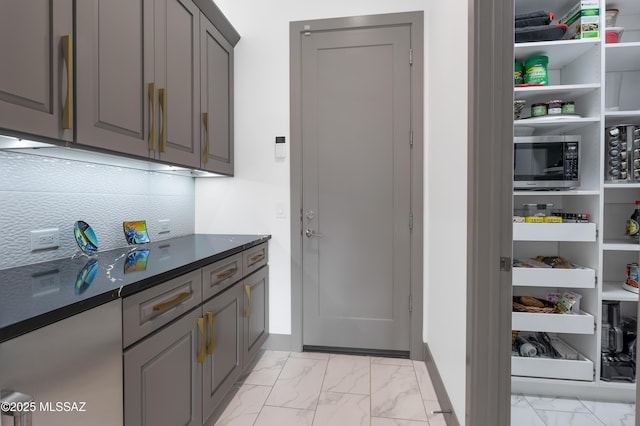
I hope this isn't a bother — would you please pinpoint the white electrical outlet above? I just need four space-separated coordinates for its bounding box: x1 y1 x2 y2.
159 219 171 233
30 228 60 251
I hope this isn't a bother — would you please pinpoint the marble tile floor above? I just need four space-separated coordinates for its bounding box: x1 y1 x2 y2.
214 350 447 426
511 393 636 426
214 349 637 426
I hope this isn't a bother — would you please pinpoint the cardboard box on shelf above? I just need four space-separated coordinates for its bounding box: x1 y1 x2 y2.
556 0 600 39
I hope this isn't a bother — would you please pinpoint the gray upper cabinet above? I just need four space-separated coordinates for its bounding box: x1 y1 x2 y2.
151 0 201 168
76 0 200 167
3 0 237 174
0 0 73 142
76 0 153 158
200 14 234 175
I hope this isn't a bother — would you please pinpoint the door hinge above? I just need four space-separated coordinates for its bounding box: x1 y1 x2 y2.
409 213 414 230
595 275 598 286
500 257 511 272
409 294 413 313
409 49 413 65
410 130 414 147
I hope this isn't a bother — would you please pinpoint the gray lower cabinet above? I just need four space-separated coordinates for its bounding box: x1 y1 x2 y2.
124 308 203 426
0 0 73 142
243 266 269 366
124 251 268 426
202 283 243 424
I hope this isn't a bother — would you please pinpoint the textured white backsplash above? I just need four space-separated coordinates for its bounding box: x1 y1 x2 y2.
0 150 195 270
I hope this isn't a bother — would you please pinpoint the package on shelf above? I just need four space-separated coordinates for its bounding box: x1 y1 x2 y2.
556 0 599 40
547 290 583 313
512 331 580 360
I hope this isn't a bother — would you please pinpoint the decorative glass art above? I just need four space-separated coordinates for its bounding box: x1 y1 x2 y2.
124 249 150 274
75 258 98 295
123 220 150 245
74 220 98 255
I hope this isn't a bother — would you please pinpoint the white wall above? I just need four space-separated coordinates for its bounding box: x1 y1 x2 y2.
423 2 469 423
194 0 469 422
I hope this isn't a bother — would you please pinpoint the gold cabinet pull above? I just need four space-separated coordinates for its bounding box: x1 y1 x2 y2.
159 88 166 152
249 253 265 265
148 83 156 150
61 35 73 129
202 112 209 164
206 311 214 355
197 317 205 363
152 292 190 312
215 267 237 281
244 285 251 318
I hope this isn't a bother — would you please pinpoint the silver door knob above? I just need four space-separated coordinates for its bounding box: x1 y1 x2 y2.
305 229 323 238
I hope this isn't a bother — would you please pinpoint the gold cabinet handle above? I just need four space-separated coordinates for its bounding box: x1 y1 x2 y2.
152 292 190 312
202 112 209 164
61 35 73 129
215 267 237 281
244 285 251 318
206 311 214 355
159 88 166 152
197 317 205 363
249 253 265 265
148 83 156 150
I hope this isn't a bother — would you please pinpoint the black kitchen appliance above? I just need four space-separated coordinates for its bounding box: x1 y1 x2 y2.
601 301 636 382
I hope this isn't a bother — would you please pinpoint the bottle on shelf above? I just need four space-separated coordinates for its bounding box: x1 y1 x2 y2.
625 200 640 240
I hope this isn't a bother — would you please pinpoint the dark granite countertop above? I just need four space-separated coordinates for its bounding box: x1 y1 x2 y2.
0 234 270 344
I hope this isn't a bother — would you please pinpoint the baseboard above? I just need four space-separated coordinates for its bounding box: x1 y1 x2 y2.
423 342 460 426
261 333 292 351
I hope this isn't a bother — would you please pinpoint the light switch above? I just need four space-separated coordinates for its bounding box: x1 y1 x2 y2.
275 136 286 159
276 202 287 218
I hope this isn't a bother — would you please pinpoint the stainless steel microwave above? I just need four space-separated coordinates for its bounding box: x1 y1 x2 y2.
514 135 580 190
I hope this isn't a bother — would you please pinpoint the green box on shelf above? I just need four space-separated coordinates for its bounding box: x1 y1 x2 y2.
557 0 600 40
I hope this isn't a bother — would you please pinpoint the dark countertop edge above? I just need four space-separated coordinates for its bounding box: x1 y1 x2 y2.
0 235 271 344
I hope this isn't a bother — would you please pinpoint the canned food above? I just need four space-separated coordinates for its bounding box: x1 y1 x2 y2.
531 103 547 117
546 100 563 115
562 101 576 114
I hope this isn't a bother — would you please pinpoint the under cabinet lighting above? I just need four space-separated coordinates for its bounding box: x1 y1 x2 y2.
0 135 226 178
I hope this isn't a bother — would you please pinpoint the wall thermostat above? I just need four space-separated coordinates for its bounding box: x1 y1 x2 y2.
275 136 286 159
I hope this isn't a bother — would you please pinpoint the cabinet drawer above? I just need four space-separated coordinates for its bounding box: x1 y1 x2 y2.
512 354 594 381
202 253 243 300
123 270 202 348
512 311 595 335
243 243 268 277
512 266 596 288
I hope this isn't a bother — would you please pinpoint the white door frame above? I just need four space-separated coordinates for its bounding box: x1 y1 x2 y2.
289 11 424 360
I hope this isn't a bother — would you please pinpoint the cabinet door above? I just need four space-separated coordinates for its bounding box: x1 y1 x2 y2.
76 0 153 158
0 0 73 142
202 283 243 424
153 0 201 167
243 266 269 366
200 14 234 175
124 308 202 426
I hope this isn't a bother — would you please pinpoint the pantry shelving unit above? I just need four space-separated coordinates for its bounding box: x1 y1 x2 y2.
512 0 640 401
